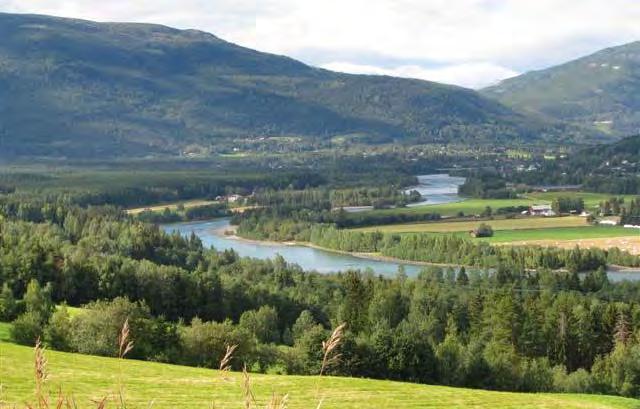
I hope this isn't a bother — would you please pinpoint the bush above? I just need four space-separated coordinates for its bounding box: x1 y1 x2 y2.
553 367 596 393
472 223 494 238
69 297 154 358
45 306 72 351
591 343 640 397
180 318 255 369
519 358 554 392
11 311 44 345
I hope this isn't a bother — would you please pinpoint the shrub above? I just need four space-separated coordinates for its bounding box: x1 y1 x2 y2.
45 306 72 351
180 318 255 369
69 297 154 359
11 311 44 345
552 367 596 393
472 223 494 238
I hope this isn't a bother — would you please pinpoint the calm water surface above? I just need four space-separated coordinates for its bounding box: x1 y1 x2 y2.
344 173 465 212
405 174 467 207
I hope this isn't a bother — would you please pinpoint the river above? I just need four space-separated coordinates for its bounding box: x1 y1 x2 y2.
343 173 465 212
405 174 467 207
162 174 640 281
164 218 424 275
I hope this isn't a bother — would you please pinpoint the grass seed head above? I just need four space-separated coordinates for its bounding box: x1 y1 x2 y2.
320 323 346 376
118 319 134 359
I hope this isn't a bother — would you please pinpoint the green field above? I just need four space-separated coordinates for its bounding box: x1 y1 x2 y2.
484 226 640 243
357 192 638 218
353 216 590 233
0 341 637 409
361 226 638 244
527 192 637 208
361 198 537 218
352 217 639 245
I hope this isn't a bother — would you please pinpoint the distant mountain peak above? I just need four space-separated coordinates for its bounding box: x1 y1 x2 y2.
483 41 640 137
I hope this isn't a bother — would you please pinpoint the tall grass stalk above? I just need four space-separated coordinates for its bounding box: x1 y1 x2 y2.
117 318 134 409
315 323 346 409
33 337 48 409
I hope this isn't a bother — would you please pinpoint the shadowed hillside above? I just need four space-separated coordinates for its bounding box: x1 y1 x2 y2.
0 13 574 159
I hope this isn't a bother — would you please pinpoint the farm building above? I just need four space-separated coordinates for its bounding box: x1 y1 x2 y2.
529 204 556 217
215 194 245 203
599 218 620 226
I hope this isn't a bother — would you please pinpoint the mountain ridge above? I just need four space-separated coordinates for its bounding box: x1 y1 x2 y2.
482 40 640 137
0 12 585 158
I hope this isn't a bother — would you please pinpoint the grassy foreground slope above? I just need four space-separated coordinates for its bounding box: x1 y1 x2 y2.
0 342 638 409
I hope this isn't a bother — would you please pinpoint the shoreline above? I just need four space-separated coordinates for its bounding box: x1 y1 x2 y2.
215 223 468 268
219 225 486 269
217 224 640 273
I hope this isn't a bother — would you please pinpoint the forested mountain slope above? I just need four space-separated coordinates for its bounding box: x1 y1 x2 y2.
0 13 572 159
483 41 640 137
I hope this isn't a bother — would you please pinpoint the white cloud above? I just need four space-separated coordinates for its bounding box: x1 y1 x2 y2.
321 61 519 88
1 0 638 87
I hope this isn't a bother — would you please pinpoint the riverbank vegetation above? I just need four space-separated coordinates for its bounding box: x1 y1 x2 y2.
250 186 422 209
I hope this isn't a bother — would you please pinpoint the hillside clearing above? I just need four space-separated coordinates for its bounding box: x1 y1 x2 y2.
0 342 637 409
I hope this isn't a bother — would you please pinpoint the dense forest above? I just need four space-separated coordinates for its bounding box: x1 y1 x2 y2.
3 193 640 398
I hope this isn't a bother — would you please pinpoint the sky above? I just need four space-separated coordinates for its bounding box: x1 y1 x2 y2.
1 0 639 88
